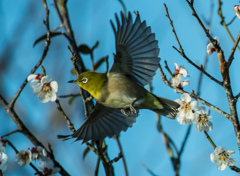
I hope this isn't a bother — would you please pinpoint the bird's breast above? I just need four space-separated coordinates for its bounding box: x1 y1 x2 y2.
99 73 144 109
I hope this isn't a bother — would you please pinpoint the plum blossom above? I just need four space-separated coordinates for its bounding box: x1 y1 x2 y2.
16 150 32 166
173 62 187 77
170 63 189 89
175 93 198 125
207 37 219 55
28 75 58 103
0 152 7 173
195 107 213 132
27 74 44 87
210 146 236 170
234 5 240 19
38 158 60 175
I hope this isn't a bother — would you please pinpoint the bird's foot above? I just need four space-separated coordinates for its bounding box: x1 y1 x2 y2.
120 106 139 117
121 98 141 117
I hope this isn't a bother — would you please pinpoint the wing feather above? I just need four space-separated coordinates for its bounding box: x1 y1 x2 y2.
110 11 160 86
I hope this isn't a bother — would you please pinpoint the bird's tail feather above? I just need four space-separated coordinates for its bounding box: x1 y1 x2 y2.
153 96 180 119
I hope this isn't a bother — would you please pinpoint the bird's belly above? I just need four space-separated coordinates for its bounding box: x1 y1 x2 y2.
104 91 134 108
103 91 142 109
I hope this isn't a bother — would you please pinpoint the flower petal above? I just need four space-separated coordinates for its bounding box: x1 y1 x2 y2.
227 157 236 166
41 76 51 83
210 153 218 163
50 81 58 92
216 160 227 170
226 150 235 155
27 74 37 81
181 93 191 102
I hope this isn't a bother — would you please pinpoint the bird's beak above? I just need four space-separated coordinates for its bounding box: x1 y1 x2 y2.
68 80 77 83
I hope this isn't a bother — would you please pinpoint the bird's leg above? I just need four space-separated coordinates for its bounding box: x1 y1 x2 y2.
129 98 139 114
120 98 140 117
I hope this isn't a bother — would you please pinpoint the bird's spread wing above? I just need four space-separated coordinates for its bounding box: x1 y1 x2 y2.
110 11 160 86
58 103 137 143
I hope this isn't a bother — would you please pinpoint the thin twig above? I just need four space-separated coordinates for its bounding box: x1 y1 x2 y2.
203 131 216 149
55 99 75 133
109 152 123 164
95 156 101 176
227 32 240 66
173 47 222 86
217 0 240 51
226 16 237 26
8 0 51 109
197 0 214 96
179 125 192 156
115 136 128 176
185 0 221 51
164 3 222 86
59 93 81 98
1 129 20 138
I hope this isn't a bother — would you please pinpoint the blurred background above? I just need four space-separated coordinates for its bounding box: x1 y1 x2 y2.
0 0 240 175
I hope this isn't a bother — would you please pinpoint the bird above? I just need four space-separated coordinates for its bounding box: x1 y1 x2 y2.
58 11 179 143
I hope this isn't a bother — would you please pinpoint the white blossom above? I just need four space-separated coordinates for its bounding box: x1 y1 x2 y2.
234 5 240 19
170 63 189 89
173 63 188 77
0 152 7 173
195 107 213 132
16 150 32 166
27 74 44 87
175 93 198 125
207 37 219 55
170 75 190 88
38 158 60 175
210 146 236 170
31 76 58 103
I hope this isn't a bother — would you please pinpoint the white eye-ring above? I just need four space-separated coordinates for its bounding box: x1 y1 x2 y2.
81 78 88 84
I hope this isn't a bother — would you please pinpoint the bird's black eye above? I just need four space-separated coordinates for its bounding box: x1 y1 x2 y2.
81 78 88 84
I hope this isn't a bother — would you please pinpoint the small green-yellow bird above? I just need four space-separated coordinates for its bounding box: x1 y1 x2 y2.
60 11 179 143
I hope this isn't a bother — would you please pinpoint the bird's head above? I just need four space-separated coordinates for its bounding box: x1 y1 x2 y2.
68 72 107 99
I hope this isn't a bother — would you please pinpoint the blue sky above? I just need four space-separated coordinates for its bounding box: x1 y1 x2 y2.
1 0 240 175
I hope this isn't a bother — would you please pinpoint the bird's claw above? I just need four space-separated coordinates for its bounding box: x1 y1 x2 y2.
120 105 139 117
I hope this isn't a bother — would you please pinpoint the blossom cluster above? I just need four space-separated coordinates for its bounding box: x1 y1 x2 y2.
169 63 189 90
175 94 236 170
175 93 213 132
27 74 58 103
16 146 60 175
